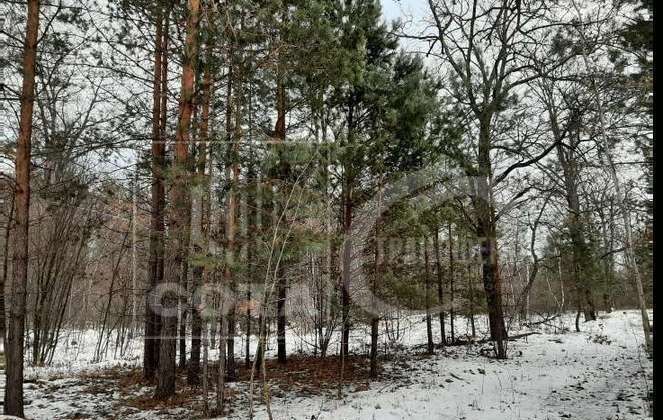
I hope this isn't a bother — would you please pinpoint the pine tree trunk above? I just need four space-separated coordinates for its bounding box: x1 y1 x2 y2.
339 94 357 359
245 86 256 369
4 0 39 415
216 311 227 414
155 0 199 399
599 202 616 313
178 273 189 369
245 261 252 370
424 236 434 355
273 66 288 365
475 120 507 358
340 188 352 358
0 194 14 352
226 313 236 381
467 240 476 337
210 317 217 349
276 272 286 363
433 226 446 345
254 176 270 373
222 44 239 382
187 41 212 386
369 316 378 377
448 223 455 344
201 321 209 416
370 188 383 378
157 11 169 295
188 266 202 384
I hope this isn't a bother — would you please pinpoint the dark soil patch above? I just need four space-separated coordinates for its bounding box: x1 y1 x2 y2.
63 354 409 418
234 355 373 394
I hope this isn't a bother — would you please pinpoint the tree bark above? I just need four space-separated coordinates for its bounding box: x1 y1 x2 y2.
475 119 507 359
448 223 455 344
244 168 256 370
216 309 227 414
547 96 597 323
432 226 446 345
155 0 199 399
201 321 210 416
254 175 270 372
424 236 434 355
598 201 616 313
188 264 202 384
369 187 383 378
222 42 240 382
187 40 212 386
5 0 39 415
145 3 166 380
273 58 288 365
338 90 358 359
340 186 352 358
0 193 14 352
467 240 476 337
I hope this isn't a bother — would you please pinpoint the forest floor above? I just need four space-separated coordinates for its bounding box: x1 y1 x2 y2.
3 309 653 420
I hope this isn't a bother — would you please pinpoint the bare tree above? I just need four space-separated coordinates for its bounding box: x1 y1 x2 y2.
571 1 652 352
423 0 570 358
535 78 597 326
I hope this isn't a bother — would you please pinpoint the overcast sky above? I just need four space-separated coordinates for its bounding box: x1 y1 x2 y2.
381 0 426 22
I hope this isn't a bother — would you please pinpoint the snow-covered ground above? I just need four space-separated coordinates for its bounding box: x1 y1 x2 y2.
4 309 653 419
252 310 653 420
